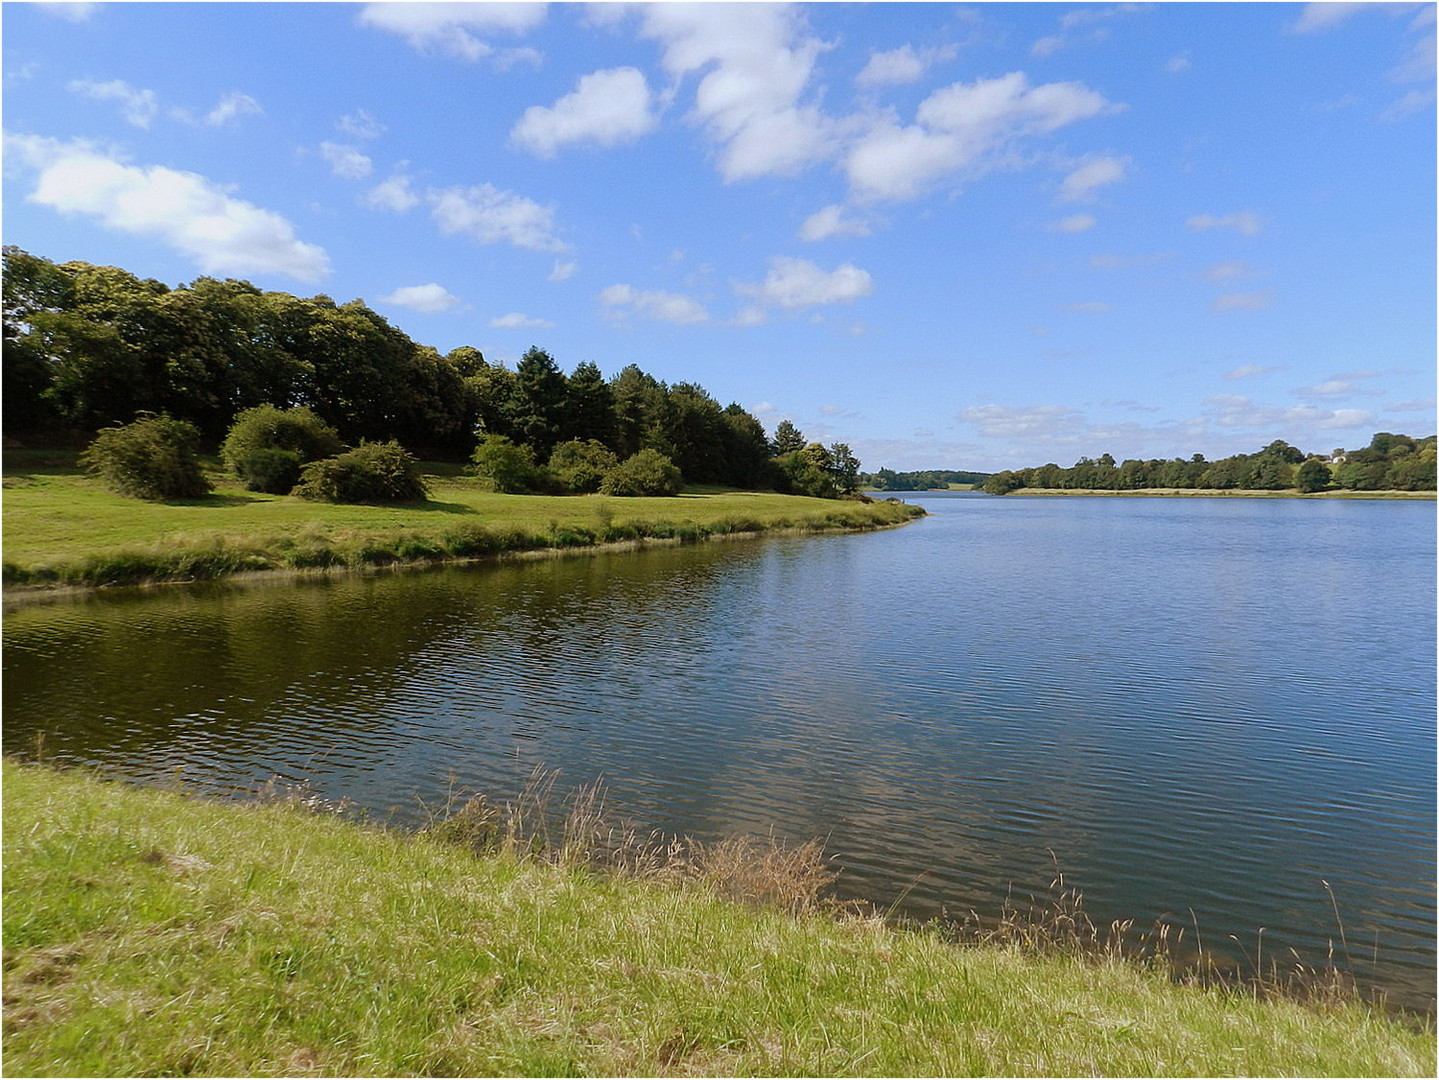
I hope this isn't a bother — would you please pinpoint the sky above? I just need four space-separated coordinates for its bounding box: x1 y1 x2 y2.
3 1 1435 472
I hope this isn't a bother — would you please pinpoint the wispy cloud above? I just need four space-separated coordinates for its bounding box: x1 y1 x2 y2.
1224 364 1280 380
1210 290 1276 313
427 183 569 252
319 142 373 180
67 78 158 128
1187 211 1264 235
1050 214 1097 233
599 283 709 325
490 312 554 330
855 43 958 87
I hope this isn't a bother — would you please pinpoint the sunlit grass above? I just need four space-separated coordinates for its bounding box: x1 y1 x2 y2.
4 761 1432 1078
2 452 923 589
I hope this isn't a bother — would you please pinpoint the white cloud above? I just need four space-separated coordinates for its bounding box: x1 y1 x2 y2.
599 283 709 325
735 256 874 311
798 203 873 242
548 260 577 282
960 404 1086 439
1050 213 1096 233
1187 211 1264 235
511 67 656 157
636 3 839 182
319 141 373 180
67 78 158 128
378 283 460 313
8 135 329 281
427 183 568 252
1165 52 1191 73
855 44 957 87
202 92 262 127
490 312 554 330
357 2 547 61
363 173 420 212
1211 290 1276 312
845 72 1117 202
1058 155 1127 201
1031 36 1066 58
1203 394 1375 431
338 109 386 140
33 2 97 22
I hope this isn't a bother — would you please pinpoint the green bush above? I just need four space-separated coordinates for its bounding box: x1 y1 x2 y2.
470 434 546 494
234 446 303 494
293 441 428 504
773 448 840 498
79 413 212 501
548 439 619 494
222 405 343 494
600 448 683 497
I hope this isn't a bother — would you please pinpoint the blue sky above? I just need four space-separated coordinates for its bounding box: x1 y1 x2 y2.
4 1 1434 471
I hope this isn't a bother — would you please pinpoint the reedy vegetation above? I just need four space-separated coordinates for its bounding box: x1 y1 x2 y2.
4 761 1432 1078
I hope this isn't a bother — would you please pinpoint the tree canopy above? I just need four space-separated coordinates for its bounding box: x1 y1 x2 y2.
976 434 1435 495
3 247 871 499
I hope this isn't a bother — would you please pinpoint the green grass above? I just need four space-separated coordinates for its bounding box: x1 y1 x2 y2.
2 452 924 590
4 761 1432 1077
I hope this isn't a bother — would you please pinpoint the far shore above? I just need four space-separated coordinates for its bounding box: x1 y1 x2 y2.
871 486 1435 500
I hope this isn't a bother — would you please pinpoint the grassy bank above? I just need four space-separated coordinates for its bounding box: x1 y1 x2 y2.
4 762 1432 1077
2 451 923 592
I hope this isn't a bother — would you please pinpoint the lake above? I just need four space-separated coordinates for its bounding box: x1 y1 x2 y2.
4 493 1434 1012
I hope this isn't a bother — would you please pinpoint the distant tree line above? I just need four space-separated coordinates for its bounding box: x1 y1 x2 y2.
980 435 1436 495
2 247 863 497
860 468 992 491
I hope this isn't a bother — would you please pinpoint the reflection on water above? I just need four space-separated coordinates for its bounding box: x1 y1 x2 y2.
4 494 1434 1011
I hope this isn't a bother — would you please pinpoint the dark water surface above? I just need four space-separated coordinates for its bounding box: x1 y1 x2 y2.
5 494 1435 1010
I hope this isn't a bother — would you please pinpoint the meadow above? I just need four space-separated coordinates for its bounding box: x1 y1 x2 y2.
1 451 922 591
4 760 1433 1078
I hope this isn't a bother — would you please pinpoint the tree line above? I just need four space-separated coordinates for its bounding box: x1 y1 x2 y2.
2 247 862 498
860 468 992 491
980 434 1436 495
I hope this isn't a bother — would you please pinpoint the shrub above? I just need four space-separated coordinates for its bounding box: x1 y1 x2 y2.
548 439 619 494
233 446 303 494
293 440 428 504
600 448 683 497
773 449 840 498
470 434 546 494
222 405 343 494
79 413 211 501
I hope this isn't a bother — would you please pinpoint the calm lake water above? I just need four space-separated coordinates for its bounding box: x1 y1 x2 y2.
4 493 1435 1011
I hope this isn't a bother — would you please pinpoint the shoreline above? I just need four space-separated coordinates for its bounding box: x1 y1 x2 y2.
5 759 1432 1076
2 506 925 607
878 487 1435 500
